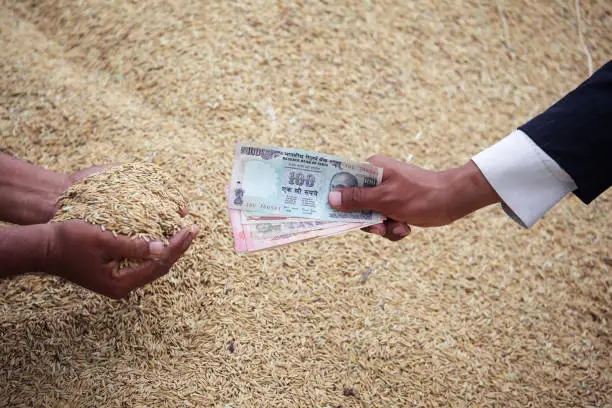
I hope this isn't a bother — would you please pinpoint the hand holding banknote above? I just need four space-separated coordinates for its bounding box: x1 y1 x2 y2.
227 143 384 253
328 155 501 241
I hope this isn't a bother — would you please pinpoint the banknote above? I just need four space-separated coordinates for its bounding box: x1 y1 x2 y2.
246 219 348 238
229 143 384 223
226 185 377 253
229 206 377 254
239 210 312 225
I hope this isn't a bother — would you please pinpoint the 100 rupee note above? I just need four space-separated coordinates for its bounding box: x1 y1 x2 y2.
229 143 384 223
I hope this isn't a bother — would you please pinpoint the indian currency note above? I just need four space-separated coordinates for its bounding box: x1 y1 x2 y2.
229 143 384 223
246 219 354 239
229 206 377 254
239 210 312 225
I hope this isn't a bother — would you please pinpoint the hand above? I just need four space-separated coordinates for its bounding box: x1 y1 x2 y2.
69 163 117 184
328 155 500 241
52 164 193 297
0 154 120 225
45 220 198 299
0 154 188 225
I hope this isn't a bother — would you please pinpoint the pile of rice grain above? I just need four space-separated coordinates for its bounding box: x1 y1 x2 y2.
52 163 189 243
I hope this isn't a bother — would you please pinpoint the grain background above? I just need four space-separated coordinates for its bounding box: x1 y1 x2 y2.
1 0 611 407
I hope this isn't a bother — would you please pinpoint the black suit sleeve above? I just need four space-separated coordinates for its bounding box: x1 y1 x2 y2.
519 60 612 204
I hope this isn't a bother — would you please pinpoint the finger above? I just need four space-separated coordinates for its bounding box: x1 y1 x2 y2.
361 223 386 237
165 225 198 265
71 163 120 182
103 233 165 261
328 185 385 213
179 204 189 217
109 261 158 299
383 219 411 242
110 226 198 295
365 154 397 168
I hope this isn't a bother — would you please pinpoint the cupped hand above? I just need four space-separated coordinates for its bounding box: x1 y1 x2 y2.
45 220 198 299
49 164 195 297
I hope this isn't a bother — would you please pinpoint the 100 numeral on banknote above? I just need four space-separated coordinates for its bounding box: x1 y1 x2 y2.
229 143 384 223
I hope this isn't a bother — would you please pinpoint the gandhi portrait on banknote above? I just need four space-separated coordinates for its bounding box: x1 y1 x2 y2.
329 172 359 190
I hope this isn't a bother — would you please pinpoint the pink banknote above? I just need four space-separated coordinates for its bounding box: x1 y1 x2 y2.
240 211 315 224
229 206 375 253
225 185 378 253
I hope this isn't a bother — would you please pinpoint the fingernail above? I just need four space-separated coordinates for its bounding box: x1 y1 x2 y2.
190 225 199 236
372 228 385 236
392 225 408 237
368 224 385 236
149 241 164 256
328 191 341 208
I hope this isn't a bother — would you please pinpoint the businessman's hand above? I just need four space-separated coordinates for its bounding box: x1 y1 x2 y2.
328 155 500 241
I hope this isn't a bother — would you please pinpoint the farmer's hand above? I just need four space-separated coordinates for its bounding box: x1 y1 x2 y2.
0 153 195 295
328 155 500 241
0 152 120 225
0 153 187 225
44 220 198 299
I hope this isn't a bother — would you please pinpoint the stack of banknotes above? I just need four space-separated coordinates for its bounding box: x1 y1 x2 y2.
227 143 384 253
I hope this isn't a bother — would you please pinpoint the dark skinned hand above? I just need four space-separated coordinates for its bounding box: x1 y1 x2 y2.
328 155 500 241
45 220 198 299
48 164 195 298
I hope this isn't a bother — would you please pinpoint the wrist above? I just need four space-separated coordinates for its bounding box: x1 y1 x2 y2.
441 161 500 222
40 173 72 223
40 222 60 273
21 172 71 225
0 153 71 224
0 223 56 277
21 223 57 274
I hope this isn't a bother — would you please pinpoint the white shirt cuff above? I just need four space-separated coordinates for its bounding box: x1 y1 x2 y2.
472 129 577 228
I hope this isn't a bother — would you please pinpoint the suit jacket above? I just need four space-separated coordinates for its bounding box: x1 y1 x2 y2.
519 61 612 204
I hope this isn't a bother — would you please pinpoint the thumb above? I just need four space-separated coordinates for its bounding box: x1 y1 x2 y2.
70 163 120 183
105 233 166 260
328 186 384 212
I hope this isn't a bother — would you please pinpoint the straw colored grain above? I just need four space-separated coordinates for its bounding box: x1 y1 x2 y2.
53 163 188 243
1 0 611 407
50 163 188 268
